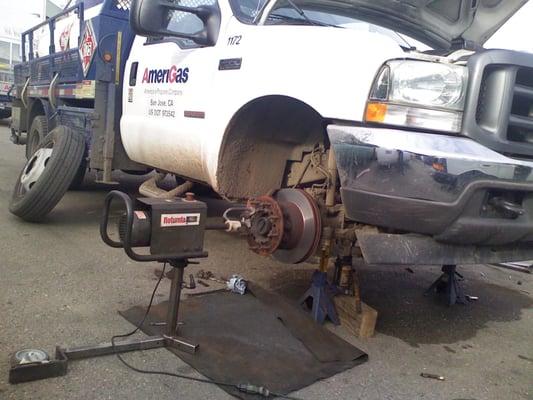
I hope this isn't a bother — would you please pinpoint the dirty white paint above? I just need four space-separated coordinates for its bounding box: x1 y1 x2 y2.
120 0 405 190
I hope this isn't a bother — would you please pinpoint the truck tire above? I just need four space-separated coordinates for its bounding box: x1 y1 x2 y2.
9 125 85 222
26 116 48 159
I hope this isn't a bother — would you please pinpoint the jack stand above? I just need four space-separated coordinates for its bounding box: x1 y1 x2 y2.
300 270 340 325
424 264 469 306
300 234 340 325
9 259 198 384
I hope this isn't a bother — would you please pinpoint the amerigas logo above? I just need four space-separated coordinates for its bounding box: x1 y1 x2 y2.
142 66 189 84
160 213 200 227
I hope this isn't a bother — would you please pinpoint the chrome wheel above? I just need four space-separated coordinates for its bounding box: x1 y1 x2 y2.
19 147 53 194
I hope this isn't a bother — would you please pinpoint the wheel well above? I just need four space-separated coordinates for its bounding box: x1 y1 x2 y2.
217 95 326 199
28 99 53 131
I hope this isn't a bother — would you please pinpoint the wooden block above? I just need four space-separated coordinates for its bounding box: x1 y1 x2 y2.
334 295 378 338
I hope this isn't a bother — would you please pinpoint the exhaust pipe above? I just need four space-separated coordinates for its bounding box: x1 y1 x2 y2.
139 173 194 199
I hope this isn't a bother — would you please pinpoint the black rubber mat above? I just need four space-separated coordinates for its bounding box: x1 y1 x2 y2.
120 283 367 399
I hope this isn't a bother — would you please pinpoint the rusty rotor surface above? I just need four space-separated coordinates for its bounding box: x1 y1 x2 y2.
272 189 322 264
246 196 284 256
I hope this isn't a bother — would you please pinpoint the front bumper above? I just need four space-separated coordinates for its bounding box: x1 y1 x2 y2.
328 125 533 246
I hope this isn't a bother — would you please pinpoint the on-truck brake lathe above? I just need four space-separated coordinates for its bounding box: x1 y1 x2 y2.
9 190 210 384
8 190 305 400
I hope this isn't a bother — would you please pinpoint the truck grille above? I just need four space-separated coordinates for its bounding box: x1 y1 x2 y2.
464 50 533 158
115 0 132 10
508 67 533 145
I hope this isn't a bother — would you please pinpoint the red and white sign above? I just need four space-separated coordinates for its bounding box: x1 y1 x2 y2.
160 213 201 227
0 82 11 94
134 211 147 220
59 22 74 51
79 21 96 77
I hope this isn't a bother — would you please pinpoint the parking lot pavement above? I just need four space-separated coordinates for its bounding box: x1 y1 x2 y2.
0 121 532 400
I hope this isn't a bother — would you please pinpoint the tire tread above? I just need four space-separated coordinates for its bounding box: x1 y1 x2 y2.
10 126 85 222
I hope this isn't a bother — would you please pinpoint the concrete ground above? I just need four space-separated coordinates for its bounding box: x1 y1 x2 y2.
0 121 531 400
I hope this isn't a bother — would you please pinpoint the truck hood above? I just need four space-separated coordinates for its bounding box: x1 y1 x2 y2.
304 0 527 48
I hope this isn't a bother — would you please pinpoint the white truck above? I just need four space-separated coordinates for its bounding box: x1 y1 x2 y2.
10 0 533 268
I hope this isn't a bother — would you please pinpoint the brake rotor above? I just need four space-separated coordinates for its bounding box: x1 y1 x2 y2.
272 189 322 264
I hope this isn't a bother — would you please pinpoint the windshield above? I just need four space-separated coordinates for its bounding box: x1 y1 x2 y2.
230 0 428 49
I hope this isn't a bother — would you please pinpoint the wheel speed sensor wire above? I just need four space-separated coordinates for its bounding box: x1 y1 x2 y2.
111 263 302 400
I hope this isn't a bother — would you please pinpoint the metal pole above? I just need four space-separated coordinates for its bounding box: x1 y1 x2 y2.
101 82 117 183
326 148 337 207
166 265 185 336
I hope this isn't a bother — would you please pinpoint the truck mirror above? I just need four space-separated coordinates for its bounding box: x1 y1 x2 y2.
130 0 220 46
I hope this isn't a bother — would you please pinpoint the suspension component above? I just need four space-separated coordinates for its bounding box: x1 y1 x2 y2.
246 196 285 256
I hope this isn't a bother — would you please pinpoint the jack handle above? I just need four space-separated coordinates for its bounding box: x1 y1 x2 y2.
100 190 132 249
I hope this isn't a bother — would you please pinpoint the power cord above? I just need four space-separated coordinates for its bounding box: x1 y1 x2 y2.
111 263 302 400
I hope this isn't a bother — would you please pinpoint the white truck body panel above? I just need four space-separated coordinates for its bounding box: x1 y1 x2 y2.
121 0 403 190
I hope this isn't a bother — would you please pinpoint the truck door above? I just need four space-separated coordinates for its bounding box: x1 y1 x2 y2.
122 0 221 183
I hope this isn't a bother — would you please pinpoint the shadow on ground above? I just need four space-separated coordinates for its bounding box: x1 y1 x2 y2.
269 265 532 347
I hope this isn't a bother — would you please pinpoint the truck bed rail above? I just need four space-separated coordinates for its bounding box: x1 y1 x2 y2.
15 3 84 86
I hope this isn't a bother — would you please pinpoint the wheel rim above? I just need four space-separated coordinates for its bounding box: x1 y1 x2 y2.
19 147 53 194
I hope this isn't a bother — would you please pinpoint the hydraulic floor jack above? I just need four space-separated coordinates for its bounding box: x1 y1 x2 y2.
9 191 211 384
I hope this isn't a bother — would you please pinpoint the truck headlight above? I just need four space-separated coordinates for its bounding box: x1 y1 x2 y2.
365 60 468 133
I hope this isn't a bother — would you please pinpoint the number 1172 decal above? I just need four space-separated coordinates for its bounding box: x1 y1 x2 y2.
227 35 242 46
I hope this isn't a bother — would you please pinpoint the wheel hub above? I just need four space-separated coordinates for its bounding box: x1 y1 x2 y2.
20 148 53 193
246 196 284 256
246 189 322 264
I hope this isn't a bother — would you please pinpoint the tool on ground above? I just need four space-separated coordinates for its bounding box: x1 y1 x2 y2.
420 372 445 381
227 274 247 295
9 190 210 383
492 262 533 274
196 269 226 284
183 274 196 289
